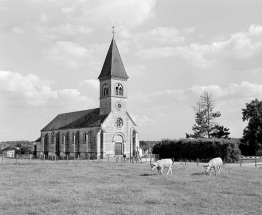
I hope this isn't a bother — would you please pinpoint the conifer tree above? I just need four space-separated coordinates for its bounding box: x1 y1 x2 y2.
186 91 230 139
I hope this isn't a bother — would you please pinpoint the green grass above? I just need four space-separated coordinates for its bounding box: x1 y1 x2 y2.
0 159 262 215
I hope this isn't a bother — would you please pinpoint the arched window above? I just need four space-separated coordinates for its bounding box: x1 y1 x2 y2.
115 83 123 96
102 84 109 97
132 130 136 156
72 133 75 145
116 118 123 128
84 133 88 144
62 134 66 144
51 132 55 144
84 131 91 144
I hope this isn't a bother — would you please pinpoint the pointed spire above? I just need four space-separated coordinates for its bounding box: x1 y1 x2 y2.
98 37 129 80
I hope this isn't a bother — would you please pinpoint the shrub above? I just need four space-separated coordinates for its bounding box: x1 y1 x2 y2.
152 138 241 162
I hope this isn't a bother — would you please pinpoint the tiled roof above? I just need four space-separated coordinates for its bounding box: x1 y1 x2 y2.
98 38 129 80
41 108 108 131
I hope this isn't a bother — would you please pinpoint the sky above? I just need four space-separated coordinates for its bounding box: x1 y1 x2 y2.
1 0 262 142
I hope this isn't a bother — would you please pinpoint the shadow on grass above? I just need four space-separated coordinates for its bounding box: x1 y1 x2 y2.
139 173 158 177
191 172 207 176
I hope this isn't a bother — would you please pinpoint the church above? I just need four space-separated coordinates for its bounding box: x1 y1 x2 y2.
35 37 139 159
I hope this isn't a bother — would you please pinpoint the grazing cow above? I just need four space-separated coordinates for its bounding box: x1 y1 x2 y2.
150 159 173 175
204 157 223 176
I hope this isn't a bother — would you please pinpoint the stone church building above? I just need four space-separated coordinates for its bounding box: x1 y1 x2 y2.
35 37 139 159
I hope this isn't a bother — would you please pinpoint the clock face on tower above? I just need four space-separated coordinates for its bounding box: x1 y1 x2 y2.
115 102 122 111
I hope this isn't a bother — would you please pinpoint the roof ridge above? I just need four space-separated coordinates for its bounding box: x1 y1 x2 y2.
57 108 98 116
126 112 137 126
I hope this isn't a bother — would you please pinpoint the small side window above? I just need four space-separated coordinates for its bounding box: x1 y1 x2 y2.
102 84 109 97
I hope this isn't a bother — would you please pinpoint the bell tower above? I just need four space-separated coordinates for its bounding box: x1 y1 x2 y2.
98 37 129 115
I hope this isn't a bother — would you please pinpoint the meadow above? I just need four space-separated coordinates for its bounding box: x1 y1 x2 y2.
0 159 262 215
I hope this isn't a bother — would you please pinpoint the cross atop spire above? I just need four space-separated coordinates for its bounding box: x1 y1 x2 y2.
112 26 115 38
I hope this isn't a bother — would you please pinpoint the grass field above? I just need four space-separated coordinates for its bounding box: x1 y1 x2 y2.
0 159 262 215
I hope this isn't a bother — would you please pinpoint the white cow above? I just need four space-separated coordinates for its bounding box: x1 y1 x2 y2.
204 157 223 176
150 159 173 175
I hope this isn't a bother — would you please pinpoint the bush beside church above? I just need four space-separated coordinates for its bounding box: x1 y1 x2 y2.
152 138 241 162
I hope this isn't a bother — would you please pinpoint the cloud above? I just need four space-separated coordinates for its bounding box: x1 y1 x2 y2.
0 70 95 109
130 27 195 45
137 25 262 72
43 41 91 70
132 82 262 108
79 79 99 89
80 0 157 28
36 23 93 40
129 114 155 125
11 26 24 34
30 0 156 29
126 65 146 77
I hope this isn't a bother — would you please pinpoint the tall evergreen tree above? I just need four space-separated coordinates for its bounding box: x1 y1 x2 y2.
186 91 230 139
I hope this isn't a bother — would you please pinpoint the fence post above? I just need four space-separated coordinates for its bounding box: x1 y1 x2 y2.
197 158 199 165
16 153 18 165
255 156 257 167
185 158 186 165
78 155 79 162
239 155 242 167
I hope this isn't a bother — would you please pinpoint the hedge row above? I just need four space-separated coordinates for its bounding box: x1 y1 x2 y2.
152 138 241 162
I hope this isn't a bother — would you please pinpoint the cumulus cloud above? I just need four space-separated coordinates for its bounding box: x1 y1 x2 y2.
126 26 195 45
36 23 93 41
133 82 262 108
43 41 91 70
137 25 262 72
129 114 155 125
80 0 157 28
79 79 99 89
126 65 146 77
0 70 95 109
31 0 156 29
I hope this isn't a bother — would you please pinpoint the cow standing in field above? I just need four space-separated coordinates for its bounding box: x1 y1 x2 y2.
204 157 223 176
150 159 173 175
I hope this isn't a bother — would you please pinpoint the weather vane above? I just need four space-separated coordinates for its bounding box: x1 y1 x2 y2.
112 26 115 38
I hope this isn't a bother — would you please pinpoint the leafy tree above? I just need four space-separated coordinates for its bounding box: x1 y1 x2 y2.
210 125 230 139
241 98 262 154
139 140 160 151
186 91 230 139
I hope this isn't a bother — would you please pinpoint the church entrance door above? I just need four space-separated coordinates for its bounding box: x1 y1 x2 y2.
114 134 124 155
115 142 122 155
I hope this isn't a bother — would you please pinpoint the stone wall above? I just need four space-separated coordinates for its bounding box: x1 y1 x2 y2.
36 127 100 158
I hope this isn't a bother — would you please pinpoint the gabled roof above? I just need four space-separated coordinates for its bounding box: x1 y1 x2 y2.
98 38 129 80
41 108 108 131
126 112 137 126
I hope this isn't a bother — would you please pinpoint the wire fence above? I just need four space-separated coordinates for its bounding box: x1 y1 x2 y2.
1 150 262 167
0 151 160 165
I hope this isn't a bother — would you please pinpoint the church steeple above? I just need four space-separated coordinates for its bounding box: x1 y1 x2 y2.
98 38 129 80
99 37 129 115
